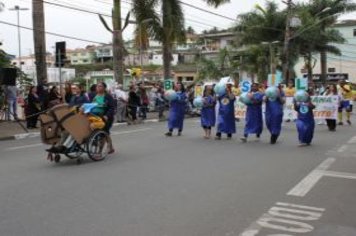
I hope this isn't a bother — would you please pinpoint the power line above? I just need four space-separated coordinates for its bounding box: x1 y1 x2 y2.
0 20 107 44
94 0 224 29
178 0 236 21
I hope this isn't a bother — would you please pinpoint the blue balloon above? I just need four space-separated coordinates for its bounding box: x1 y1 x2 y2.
294 90 309 102
214 82 226 97
265 86 279 101
239 92 252 105
164 90 178 101
193 96 204 108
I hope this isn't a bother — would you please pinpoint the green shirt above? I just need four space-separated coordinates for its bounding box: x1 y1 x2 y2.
91 95 106 116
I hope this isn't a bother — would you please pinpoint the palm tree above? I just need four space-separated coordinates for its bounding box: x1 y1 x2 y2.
131 0 230 80
294 7 345 81
235 2 286 80
32 0 48 84
306 0 356 84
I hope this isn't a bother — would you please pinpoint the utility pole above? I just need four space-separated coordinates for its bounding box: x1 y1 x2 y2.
9 5 28 78
32 0 48 85
112 0 124 84
282 0 292 84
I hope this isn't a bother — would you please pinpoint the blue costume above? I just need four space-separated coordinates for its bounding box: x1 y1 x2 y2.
217 94 236 134
294 101 315 144
201 95 216 128
244 92 264 136
168 92 187 131
265 93 284 137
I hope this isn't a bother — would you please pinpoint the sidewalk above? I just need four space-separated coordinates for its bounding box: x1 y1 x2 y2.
0 112 164 141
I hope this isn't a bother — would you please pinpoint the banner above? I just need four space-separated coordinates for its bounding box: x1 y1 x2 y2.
234 96 339 120
310 96 339 120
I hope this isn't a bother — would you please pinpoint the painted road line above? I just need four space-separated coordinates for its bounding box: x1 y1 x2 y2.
288 157 356 197
337 145 348 153
6 143 44 151
347 135 356 144
240 202 325 236
6 128 152 151
111 128 152 136
287 158 336 197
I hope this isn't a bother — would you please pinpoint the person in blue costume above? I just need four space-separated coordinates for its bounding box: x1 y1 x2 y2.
165 82 187 137
201 85 216 139
265 85 285 144
241 83 264 142
215 83 236 140
294 91 316 147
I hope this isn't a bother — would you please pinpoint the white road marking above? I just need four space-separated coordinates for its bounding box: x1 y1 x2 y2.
240 203 325 236
288 156 356 197
6 128 152 151
276 202 325 212
111 128 152 136
347 135 356 144
287 158 335 197
337 145 348 153
6 143 44 151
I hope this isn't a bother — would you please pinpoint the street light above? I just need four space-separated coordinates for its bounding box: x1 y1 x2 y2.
9 5 29 77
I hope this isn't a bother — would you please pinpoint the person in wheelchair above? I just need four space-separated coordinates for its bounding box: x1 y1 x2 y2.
48 82 115 154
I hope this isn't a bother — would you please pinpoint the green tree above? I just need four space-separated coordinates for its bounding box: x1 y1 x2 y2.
305 0 356 84
131 0 230 80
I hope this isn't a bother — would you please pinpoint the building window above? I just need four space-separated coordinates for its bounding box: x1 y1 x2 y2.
82 59 88 63
73 60 78 63
72 53 77 56
328 67 336 73
354 29 356 37
186 77 194 81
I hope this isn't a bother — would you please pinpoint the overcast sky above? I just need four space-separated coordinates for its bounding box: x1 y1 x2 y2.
1 0 355 57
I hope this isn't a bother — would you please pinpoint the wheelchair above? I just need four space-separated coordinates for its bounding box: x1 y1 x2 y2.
39 104 111 164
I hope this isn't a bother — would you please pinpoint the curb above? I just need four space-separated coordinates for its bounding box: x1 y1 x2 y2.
0 118 162 141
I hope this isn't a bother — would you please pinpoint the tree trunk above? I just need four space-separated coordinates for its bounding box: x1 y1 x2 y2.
112 0 124 84
163 41 172 80
32 0 47 85
162 1 172 80
320 50 327 85
307 53 313 82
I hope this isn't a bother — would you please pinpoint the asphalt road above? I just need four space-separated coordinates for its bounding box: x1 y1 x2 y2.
1 118 356 236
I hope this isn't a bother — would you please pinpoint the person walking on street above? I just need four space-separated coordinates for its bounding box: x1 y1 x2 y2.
338 80 353 125
294 91 316 147
265 85 285 144
215 83 235 140
138 83 149 120
114 84 127 123
325 84 340 131
155 84 166 120
201 85 216 139
127 85 140 124
69 84 89 107
165 82 187 137
26 86 41 129
284 81 296 122
4 85 18 120
241 83 264 142
48 86 62 108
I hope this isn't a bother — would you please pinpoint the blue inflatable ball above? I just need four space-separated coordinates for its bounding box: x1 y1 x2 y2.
164 89 178 101
294 90 309 102
214 83 226 97
193 96 204 108
239 92 252 105
265 86 279 101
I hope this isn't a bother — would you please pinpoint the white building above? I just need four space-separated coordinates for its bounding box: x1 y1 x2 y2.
295 20 356 83
22 66 76 84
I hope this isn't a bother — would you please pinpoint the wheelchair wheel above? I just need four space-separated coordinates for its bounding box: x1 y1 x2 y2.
65 143 84 159
86 130 110 161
